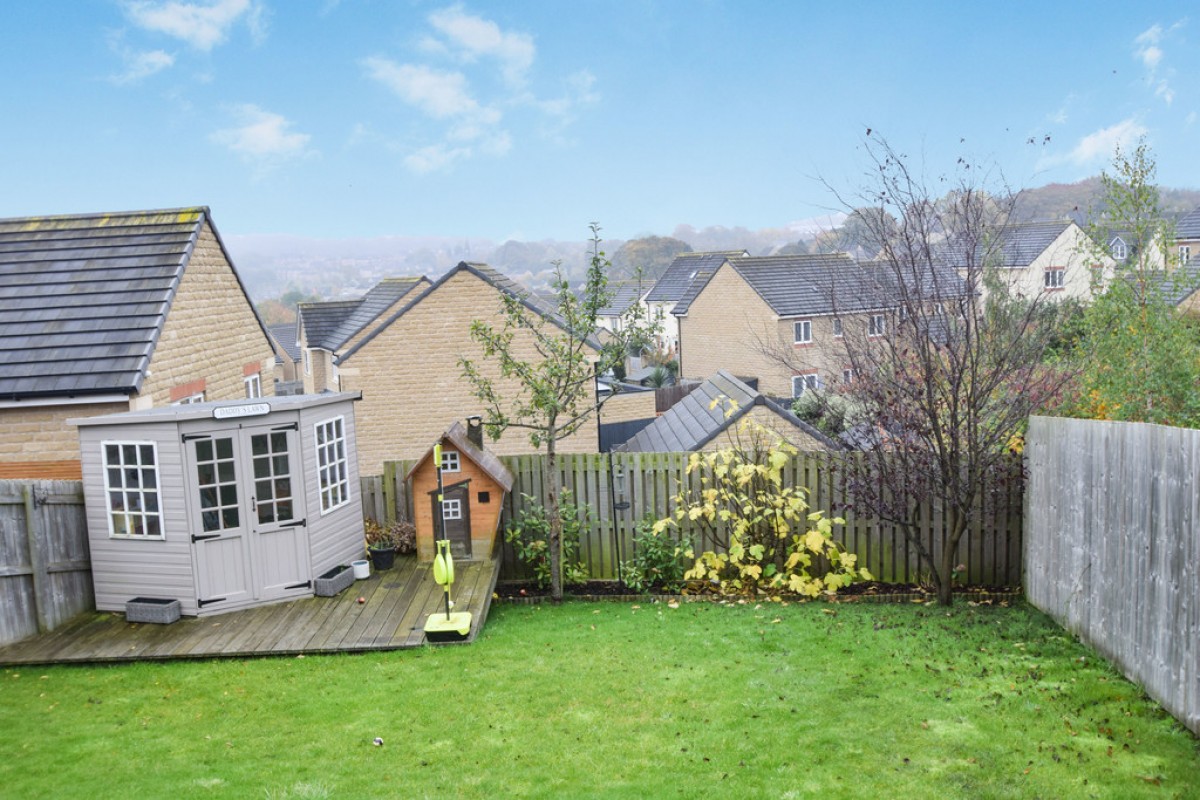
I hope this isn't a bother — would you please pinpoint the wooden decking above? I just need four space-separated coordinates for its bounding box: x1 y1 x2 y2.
0 554 499 666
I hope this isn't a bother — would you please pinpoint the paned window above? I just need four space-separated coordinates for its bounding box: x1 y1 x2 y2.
1044 268 1065 289
103 442 163 538
194 436 239 532
244 373 262 398
842 368 856 384
251 431 295 525
173 392 205 405
442 498 463 520
315 416 349 513
1112 240 1126 260
792 373 820 397
868 315 886 337
1180 246 1191 266
832 317 843 337
793 320 812 344
441 449 461 472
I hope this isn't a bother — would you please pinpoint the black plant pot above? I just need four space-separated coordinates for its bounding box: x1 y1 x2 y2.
369 546 396 571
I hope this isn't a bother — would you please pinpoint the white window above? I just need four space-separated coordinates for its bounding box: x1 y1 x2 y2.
832 317 843 337
1180 246 1191 266
304 349 311 375
793 320 812 344
1044 268 1065 289
315 416 350 513
442 499 463 520
440 449 461 472
1112 240 1126 260
792 373 820 397
102 441 163 538
172 392 205 405
934 303 945 315
244 373 262 398
868 315 886 337
842 368 855 384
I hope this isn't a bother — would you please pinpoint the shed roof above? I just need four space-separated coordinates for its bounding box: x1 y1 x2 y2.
0 206 264 400
404 420 515 492
644 250 749 303
614 370 838 452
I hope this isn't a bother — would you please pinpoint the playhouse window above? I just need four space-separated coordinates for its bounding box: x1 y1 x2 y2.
441 449 461 472
102 441 164 538
315 416 350 513
442 498 463 520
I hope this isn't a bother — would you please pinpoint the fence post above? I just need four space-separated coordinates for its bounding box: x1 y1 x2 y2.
22 485 51 634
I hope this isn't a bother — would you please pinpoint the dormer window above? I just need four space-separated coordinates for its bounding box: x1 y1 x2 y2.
1112 239 1126 260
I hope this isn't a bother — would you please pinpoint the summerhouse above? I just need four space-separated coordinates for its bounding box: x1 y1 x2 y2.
406 418 513 562
71 393 365 617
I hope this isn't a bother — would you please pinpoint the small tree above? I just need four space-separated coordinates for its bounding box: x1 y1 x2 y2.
460 225 657 601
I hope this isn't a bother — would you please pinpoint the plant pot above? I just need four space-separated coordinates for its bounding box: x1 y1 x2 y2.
351 559 370 580
369 546 396 571
314 564 355 596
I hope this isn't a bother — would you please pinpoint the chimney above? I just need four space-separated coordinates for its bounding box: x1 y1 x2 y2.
466 415 484 449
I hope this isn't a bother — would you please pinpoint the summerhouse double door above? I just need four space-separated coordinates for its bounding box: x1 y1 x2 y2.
185 424 310 612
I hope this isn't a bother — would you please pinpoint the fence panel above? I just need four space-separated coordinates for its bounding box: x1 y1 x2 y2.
0 480 92 647
1026 416 1199 735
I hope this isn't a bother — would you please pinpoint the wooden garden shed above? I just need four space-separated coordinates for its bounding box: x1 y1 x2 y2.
71 393 365 617
406 418 513 562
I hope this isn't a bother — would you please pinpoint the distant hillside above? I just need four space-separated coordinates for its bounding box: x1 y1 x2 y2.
1012 178 1200 223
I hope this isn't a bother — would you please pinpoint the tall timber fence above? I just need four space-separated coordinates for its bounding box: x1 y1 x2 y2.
1025 416 1199 735
363 451 1024 586
0 481 92 647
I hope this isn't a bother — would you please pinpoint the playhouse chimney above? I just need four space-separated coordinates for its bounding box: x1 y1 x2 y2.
466 415 484 448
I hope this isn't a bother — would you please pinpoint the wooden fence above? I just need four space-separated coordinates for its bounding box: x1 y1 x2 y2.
0 481 92 647
364 451 1024 586
1025 416 1199 735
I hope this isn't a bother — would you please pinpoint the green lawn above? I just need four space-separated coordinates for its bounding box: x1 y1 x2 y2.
0 601 1196 799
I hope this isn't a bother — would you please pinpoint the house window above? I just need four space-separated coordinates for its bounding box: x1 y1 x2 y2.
1044 268 1065 289
441 449 460 472
868 315 886 337
934 303 945 315
792 373 820 397
842 368 855 384
244 373 262 398
1112 240 1126 260
477 491 491 504
1181 246 1191 266
832 317 843 337
442 498 463 520
793 320 812 344
102 442 163 538
304 349 311 375
315 416 350 513
172 392 205 405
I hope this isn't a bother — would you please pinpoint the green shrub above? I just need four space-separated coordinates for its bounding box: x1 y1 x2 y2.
622 514 688 593
504 492 590 590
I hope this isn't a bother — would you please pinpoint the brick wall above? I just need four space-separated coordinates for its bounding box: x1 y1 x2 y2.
340 269 599 475
140 221 276 405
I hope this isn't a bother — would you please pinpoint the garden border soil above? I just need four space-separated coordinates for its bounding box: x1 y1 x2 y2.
494 581 1023 606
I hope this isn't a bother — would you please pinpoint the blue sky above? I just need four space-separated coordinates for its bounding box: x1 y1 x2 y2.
0 1 1195 242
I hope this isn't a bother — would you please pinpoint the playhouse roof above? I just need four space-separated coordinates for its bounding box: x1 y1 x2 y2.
405 421 514 492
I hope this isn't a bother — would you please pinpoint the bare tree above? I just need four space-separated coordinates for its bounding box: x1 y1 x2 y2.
764 136 1075 604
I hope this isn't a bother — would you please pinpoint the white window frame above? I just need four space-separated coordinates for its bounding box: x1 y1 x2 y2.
868 315 886 337
1112 239 1126 260
440 449 461 472
244 373 262 399
832 317 843 337
1180 245 1191 266
793 319 812 344
304 349 312 375
314 415 350 514
1044 268 1065 289
791 373 820 398
172 392 205 406
842 368 855 384
442 498 463 521
101 440 164 539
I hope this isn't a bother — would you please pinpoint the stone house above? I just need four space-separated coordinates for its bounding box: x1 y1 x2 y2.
643 250 748 355
0 207 278 479
297 276 430 393
337 262 613 476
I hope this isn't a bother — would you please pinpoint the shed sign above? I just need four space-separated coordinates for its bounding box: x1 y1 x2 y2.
212 403 270 420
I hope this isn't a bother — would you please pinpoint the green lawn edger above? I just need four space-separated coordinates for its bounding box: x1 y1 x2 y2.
423 443 472 643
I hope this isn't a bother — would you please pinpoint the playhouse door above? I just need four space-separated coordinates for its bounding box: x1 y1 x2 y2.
433 483 472 559
244 425 310 602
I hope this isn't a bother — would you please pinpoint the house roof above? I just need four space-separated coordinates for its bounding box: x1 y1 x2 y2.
614 370 839 452
339 261 601 364
0 206 266 401
934 220 1073 270
299 276 426 352
404 420 515 492
1176 206 1200 240
644 250 748 303
1144 264 1200 307
596 281 647 318
268 323 302 363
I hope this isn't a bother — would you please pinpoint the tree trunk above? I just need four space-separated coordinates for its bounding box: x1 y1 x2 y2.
937 510 968 606
545 440 563 602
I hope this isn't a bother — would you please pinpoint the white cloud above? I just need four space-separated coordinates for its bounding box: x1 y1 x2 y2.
1133 21 1186 106
1134 25 1164 68
123 0 262 51
1155 80 1175 105
109 48 175 84
404 143 471 173
210 104 311 161
427 5 535 87
362 57 497 122
1067 119 1148 165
